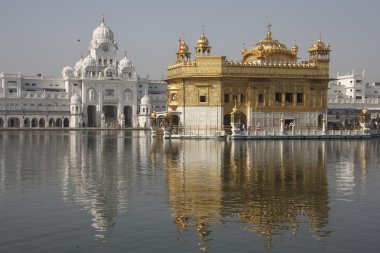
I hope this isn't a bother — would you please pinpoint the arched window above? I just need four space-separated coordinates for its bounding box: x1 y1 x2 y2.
171 93 177 102
88 88 96 101
124 89 133 101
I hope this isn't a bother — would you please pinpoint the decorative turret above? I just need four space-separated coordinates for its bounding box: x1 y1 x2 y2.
195 27 211 56
138 91 152 128
309 32 331 62
176 37 191 62
359 106 371 133
69 93 83 128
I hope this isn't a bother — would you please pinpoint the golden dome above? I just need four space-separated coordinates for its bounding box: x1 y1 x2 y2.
309 32 330 52
178 40 190 54
195 31 212 56
176 38 191 62
242 24 297 63
196 33 209 48
151 111 157 119
361 107 370 116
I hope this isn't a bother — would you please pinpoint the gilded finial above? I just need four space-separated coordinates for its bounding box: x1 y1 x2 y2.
267 23 272 38
202 25 205 35
318 31 321 42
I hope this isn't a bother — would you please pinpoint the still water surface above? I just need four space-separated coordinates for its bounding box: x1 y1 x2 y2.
0 130 379 252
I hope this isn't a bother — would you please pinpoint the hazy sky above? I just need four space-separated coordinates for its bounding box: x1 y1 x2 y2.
1 0 379 82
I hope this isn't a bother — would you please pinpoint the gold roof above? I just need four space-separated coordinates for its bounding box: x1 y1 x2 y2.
360 106 370 116
242 24 297 63
178 40 190 55
309 33 330 52
196 33 210 49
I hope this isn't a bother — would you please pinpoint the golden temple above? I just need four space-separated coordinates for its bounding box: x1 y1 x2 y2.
165 24 331 131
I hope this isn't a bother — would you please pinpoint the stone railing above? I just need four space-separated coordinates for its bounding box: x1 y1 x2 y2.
21 91 69 99
328 97 379 105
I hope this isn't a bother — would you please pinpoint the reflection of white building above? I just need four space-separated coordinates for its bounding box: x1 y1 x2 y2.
0 17 166 128
327 70 380 128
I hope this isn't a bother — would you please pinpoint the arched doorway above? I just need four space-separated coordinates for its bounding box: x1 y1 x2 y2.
24 118 30 127
318 114 324 128
56 118 63 127
103 105 117 127
63 118 69 127
49 118 55 127
87 105 96 127
8 117 20 127
39 118 45 128
223 114 231 127
171 115 180 126
123 106 133 127
31 118 38 127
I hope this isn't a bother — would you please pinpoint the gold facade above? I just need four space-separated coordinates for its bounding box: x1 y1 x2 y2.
167 25 331 128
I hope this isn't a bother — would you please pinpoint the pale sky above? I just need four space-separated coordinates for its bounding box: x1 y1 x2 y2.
1 0 379 82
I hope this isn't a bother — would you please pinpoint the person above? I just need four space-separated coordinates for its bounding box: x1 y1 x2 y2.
256 122 261 131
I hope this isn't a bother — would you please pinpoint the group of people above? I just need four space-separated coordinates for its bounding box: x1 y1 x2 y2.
239 121 296 132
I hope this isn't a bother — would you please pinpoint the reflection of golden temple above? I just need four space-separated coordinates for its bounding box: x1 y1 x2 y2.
158 139 330 250
163 140 223 250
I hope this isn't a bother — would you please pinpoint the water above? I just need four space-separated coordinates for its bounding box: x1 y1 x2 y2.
0 130 379 252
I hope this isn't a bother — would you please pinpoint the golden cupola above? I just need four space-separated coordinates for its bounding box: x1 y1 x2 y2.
242 24 297 63
309 32 331 61
195 31 211 56
176 38 191 62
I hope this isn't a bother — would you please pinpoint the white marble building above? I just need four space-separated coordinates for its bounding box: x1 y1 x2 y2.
327 70 380 128
0 17 166 128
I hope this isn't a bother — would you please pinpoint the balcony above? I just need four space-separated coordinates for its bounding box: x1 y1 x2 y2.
21 91 69 100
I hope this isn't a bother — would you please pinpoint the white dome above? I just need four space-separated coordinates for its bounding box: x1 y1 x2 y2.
92 18 114 44
119 55 132 69
70 93 82 104
141 94 150 105
82 55 96 68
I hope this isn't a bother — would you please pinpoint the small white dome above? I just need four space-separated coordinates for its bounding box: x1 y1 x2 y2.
119 55 132 69
141 94 150 105
82 55 96 68
62 65 74 78
70 93 82 104
92 18 114 44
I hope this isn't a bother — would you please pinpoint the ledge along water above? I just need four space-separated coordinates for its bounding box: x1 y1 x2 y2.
1 127 380 140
